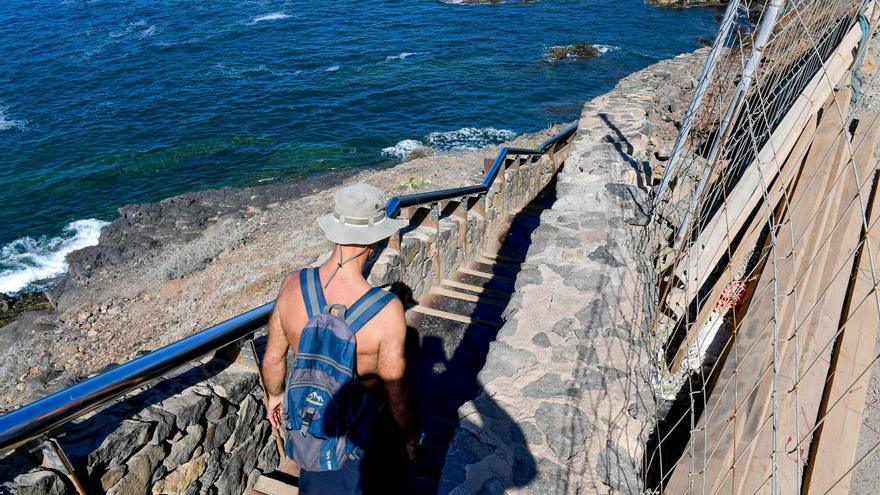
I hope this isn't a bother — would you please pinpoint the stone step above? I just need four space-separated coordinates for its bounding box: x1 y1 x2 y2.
423 292 505 326
440 279 513 298
251 471 299 495
470 259 520 280
450 271 516 295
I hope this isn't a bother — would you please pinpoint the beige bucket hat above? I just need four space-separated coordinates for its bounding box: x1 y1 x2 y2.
317 184 408 245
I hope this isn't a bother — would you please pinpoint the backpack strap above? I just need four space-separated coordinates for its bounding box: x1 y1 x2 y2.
298 267 327 319
344 287 396 333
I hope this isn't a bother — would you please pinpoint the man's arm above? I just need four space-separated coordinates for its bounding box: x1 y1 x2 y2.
262 276 293 428
377 300 418 450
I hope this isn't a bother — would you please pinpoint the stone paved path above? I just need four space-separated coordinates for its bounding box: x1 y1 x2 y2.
437 51 707 494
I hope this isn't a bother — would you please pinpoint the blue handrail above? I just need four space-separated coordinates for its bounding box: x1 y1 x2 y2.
0 121 577 453
386 123 577 218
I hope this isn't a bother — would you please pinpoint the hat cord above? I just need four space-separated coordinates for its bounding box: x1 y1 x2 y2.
323 247 369 290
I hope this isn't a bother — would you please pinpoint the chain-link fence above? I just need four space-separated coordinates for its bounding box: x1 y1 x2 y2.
644 0 879 492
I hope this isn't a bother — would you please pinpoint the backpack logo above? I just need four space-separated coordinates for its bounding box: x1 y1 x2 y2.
306 391 325 407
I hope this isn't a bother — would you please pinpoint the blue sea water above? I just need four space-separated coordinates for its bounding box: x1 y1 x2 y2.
0 0 721 293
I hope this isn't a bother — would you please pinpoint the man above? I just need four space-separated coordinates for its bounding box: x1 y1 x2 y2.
261 183 418 493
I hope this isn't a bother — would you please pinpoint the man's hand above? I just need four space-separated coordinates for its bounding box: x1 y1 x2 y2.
267 393 284 429
262 277 293 430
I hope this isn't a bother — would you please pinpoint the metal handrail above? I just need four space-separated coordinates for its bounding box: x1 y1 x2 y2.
0 122 578 454
0 303 274 452
387 123 578 217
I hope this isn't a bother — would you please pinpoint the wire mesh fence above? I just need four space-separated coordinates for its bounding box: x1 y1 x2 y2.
643 0 880 493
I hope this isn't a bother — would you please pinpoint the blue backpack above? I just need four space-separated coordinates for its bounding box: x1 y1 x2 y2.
282 267 396 471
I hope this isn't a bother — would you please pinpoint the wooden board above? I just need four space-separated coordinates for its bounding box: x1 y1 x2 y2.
715 87 853 495
430 286 508 307
408 305 501 329
804 114 880 494
734 111 880 495
253 475 299 495
663 87 853 495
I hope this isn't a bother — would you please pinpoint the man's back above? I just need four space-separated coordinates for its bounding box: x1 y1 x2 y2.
273 264 406 388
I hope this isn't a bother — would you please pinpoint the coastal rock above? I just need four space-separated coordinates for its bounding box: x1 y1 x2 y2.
0 292 54 328
545 43 599 61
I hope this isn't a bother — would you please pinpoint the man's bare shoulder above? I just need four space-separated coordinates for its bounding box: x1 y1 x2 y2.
371 294 406 340
275 271 305 321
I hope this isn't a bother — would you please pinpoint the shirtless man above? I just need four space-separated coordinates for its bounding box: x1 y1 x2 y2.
261 184 418 493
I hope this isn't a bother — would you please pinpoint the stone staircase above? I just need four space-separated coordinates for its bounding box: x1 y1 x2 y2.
245 183 557 495
403 185 556 493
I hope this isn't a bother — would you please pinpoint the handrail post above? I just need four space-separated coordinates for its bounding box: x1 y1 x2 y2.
483 157 494 174
431 202 443 282
39 438 87 495
452 199 469 256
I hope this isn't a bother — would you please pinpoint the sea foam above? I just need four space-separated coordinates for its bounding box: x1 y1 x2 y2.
0 109 26 131
381 139 424 159
594 44 620 54
382 127 516 160
385 52 420 62
250 12 292 24
0 219 109 294
425 127 517 151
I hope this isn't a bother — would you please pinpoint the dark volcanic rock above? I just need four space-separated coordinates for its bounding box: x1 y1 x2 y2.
64 177 340 289
0 292 54 328
546 43 599 61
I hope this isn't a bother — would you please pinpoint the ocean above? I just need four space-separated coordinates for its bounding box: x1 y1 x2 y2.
0 0 721 293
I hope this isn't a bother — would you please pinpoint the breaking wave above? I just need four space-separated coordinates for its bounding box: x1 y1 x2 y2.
382 139 425 159
594 44 619 54
0 108 26 131
250 12 293 24
325 65 340 72
0 219 109 294
382 127 517 160
385 52 420 62
425 127 517 151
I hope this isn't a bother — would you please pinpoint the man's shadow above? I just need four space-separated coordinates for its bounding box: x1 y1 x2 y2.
399 179 560 493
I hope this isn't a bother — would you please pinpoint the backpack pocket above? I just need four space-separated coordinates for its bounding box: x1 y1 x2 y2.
285 380 338 440
283 370 352 471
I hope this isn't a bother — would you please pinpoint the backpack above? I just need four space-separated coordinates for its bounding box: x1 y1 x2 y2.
282 267 396 471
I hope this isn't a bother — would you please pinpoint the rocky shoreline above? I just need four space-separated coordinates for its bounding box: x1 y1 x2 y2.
0 126 571 411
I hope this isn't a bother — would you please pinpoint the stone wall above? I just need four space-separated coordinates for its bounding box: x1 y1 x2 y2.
1 355 279 495
437 51 705 494
369 152 564 302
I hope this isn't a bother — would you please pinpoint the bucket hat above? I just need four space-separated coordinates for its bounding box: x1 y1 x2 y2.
317 184 408 245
